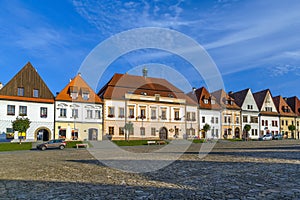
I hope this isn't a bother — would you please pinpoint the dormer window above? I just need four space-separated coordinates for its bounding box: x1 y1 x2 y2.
81 88 90 100
69 86 78 100
211 99 215 104
204 99 208 104
33 89 39 98
18 87 24 96
225 100 228 105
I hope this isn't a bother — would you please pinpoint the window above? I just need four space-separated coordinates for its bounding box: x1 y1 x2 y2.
108 107 114 118
72 109 78 118
151 128 156 136
128 107 134 118
40 107 47 118
119 127 124 136
19 106 27 116
265 107 272 112
286 120 288 126
211 100 215 104
192 112 196 121
247 105 253 110
17 87 24 96
265 120 268 126
109 127 114 135
224 116 227 123
161 108 167 120
262 120 265 126
70 86 78 100
174 109 180 120
204 99 208 104
140 127 145 136
275 121 278 127
202 116 205 123
87 110 93 119
151 108 156 119
216 129 219 138
95 110 101 119
32 89 39 98
71 130 78 140
186 112 191 121
59 129 66 139
281 120 284 126
216 117 219 124
119 107 124 118
60 108 67 117
211 117 214 123
82 93 89 100
7 105 15 115
250 116 258 123
140 107 146 119
228 116 231 123
236 117 240 124
243 116 248 123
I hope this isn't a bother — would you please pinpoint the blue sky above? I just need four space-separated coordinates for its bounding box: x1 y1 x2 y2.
0 0 300 97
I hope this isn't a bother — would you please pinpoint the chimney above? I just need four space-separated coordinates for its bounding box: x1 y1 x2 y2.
192 87 196 94
78 72 81 76
142 67 148 78
0 82 3 90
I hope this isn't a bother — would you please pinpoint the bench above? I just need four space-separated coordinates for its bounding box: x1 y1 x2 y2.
147 141 156 145
156 141 166 145
76 143 88 149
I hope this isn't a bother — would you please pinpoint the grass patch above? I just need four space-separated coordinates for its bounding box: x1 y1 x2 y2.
112 140 168 146
0 142 32 151
192 139 206 143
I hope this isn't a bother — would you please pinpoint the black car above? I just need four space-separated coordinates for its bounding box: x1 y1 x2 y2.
37 139 66 151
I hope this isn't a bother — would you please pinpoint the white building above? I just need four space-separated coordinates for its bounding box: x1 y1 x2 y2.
188 87 221 139
55 73 103 141
253 89 279 136
229 89 260 139
0 62 55 141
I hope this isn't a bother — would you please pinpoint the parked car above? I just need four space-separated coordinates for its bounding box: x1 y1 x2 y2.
37 139 66 150
273 134 283 140
259 134 273 141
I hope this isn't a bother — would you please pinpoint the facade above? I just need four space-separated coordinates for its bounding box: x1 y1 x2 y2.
188 87 221 139
273 96 297 138
285 96 300 139
253 89 279 137
229 89 260 139
98 72 198 140
55 74 103 141
0 62 54 141
211 89 241 139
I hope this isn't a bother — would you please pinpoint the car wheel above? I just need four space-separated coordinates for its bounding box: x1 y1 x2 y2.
59 145 65 150
41 146 46 151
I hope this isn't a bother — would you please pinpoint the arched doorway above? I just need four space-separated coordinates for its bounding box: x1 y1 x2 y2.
88 128 98 140
159 127 168 140
35 128 50 141
234 127 240 139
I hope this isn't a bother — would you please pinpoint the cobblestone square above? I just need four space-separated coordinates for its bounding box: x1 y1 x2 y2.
0 140 300 199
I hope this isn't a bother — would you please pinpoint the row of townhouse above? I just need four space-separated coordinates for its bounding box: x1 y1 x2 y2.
0 62 299 141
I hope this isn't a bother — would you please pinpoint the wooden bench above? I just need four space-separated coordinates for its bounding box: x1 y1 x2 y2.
76 143 88 149
147 141 156 145
156 141 166 145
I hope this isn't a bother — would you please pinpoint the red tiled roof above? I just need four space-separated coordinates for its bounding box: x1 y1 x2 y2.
56 74 102 104
211 89 240 110
98 73 197 106
273 96 297 117
187 87 222 110
286 96 300 116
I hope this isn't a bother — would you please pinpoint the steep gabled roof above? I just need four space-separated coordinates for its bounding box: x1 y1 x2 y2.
211 89 240 110
98 73 197 106
228 88 249 107
0 62 54 103
253 89 278 116
56 74 102 104
273 96 296 117
285 96 300 116
187 87 221 110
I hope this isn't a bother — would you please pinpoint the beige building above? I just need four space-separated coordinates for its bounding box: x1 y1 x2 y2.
286 96 300 139
98 72 198 140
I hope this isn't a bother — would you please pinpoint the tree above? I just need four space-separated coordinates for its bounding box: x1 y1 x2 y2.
288 125 296 139
243 124 251 141
124 122 133 141
202 123 211 139
12 117 31 143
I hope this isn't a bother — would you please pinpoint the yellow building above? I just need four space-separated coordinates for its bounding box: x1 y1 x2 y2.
211 90 241 139
273 96 297 138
